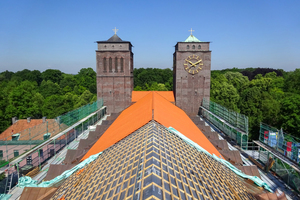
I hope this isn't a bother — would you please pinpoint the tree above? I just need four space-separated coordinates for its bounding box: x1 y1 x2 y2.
279 94 300 136
74 90 95 109
284 69 300 94
5 81 38 120
210 75 240 112
41 69 63 83
39 80 61 98
75 68 96 94
42 95 65 118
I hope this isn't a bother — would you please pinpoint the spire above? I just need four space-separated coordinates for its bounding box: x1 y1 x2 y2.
184 28 201 42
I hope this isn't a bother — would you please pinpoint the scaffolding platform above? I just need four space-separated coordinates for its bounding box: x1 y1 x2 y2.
253 140 300 173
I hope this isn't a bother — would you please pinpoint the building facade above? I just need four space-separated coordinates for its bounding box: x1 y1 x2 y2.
173 34 211 115
96 34 134 113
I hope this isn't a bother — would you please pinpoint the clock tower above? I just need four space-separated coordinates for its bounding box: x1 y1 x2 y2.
173 30 211 115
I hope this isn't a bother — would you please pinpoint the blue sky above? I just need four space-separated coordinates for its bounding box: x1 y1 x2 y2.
0 0 299 74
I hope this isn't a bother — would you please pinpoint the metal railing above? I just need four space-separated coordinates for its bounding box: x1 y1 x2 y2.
200 99 249 150
0 99 103 164
202 98 248 134
0 105 106 194
259 122 300 164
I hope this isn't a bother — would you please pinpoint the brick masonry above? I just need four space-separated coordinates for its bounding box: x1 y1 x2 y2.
173 42 211 115
96 42 134 113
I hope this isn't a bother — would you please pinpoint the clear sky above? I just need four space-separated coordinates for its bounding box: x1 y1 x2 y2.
0 0 299 74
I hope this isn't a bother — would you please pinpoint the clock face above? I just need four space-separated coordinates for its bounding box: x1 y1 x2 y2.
184 54 203 74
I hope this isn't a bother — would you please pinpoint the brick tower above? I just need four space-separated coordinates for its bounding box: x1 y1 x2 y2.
173 30 211 115
96 29 134 113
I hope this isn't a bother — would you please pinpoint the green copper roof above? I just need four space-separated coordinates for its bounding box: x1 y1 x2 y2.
184 35 201 42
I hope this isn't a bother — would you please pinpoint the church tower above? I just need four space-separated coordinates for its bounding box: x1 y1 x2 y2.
173 30 211 115
96 28 134 113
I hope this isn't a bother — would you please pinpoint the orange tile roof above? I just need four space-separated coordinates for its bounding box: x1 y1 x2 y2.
132 91 174 102
0 119 64 141
152 92 222 157
81 91 221 161
81 92 153 160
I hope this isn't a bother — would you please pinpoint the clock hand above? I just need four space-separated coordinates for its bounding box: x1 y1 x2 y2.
191 60 201 67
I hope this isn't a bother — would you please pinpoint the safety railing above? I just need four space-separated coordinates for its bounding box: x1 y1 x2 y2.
259 122 300 164
202 98 248 134
0 99 103 163
201 99 249 150
0 105 106 194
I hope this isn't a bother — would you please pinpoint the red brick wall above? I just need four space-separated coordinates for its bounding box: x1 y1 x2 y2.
173 42 211 115
96 43 133 113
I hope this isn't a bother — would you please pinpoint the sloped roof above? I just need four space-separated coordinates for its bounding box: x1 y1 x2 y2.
53 121 256 200
81 91 221 160
184 34 201 42
0 119 62 141
107 34 123 42
132 91 175 102
80 92 153 160
152 92 221 157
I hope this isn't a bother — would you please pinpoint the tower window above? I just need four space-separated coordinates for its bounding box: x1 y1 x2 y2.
120 58 124 72
103 58 107 72
192 45 195 49
198 45 201 49
0 150 3 159
115 57 118 72
187 45 190 49
109 57 112 72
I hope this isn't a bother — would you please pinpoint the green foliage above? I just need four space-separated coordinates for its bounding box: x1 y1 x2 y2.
211 68 300 140
41 69 63 83
133 68 173 90
0 68 97 133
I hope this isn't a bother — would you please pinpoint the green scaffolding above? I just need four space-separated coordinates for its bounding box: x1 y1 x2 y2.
0 99 104 163
201 99 249 150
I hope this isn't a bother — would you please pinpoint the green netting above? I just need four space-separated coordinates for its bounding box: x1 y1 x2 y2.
203 98 248 134
0 99 103 162
202 109 248 150
168 127 272 192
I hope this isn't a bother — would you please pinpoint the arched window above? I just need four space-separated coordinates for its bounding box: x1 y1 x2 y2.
115 57 118 72
103 58 107 72
198 45 201 49
120 57 124 72
109 57 112 72
187 45 190 49
192 45 195 49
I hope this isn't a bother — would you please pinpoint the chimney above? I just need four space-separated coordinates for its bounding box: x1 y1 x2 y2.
12 117 18 125
27 117 31 123
42 116 47 123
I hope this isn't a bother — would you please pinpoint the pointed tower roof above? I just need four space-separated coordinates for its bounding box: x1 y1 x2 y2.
184 28 201 42
107 34 123 42
184 34 201 42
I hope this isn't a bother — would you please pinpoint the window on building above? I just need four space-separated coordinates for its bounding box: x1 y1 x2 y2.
39 149 43 158
187 45 190 49
198 45 201 49
192 45 195 49
26 155 32 165
103 58 107 72
14 150 19 157
44 133 51 140
120 58 124 72
109 57 112 72
12 134 20 141
115 57 118 72
0 150 3 159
